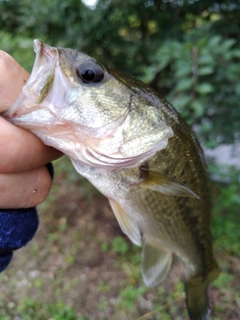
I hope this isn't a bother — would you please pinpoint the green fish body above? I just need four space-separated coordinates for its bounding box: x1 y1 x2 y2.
3 40 219 320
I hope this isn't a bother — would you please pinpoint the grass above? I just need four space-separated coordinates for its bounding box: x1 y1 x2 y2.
0 157 239 319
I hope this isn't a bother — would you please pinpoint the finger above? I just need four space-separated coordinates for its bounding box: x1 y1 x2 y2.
0 51 62 171
0 166 53 208
0 51 30 112
0 117 62 173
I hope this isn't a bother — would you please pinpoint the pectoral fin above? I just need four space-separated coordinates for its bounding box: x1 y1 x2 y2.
141 240 172 287
140 168 199 199
108 198 141 246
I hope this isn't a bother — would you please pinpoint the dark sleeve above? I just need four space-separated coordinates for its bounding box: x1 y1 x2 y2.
0 207 39 271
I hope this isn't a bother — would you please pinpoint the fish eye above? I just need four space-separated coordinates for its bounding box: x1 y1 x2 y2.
76 61 104 84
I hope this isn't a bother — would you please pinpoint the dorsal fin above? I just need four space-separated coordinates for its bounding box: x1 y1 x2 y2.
108 198 141 246
140 168 199 199
141 240 172 287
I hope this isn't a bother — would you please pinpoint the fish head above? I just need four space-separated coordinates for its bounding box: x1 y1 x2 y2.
3 40 173 169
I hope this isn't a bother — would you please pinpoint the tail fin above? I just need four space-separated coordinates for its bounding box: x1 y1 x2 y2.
185 263 219 320
185 278 210 320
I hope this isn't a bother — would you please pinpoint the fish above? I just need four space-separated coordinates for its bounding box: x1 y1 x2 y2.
2 40 219 320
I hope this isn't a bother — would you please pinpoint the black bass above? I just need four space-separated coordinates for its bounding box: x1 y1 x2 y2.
3 40 219 320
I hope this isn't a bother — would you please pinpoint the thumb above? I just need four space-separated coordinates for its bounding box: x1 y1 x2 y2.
0 51 29 112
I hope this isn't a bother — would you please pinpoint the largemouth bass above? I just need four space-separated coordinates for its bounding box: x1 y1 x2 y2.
3 40 219 320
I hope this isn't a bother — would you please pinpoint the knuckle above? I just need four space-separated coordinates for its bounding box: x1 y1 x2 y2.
26 167 52 207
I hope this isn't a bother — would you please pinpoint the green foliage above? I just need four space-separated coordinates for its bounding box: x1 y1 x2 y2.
0 30 35 71
213 272 234 290
111 236 129 255
211 165 240 255
0 299 82 320
142 34 240 144
117 285 145 311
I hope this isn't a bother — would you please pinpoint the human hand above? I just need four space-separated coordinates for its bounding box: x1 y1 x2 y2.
0 50 62 208
0 51 62 271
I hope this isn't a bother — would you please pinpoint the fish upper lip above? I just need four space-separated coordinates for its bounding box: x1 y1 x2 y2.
33 39 42 54
34 39 58 59
31 39 58 81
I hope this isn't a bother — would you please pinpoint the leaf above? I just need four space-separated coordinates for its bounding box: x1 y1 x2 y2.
220 39 236 52
175 78 193 92
198 66 214 76
174 95 191 109
191 100 205 117
175 65 192 78
141 65 159 83
235 83 240 95
232 49 240 59
197 83 214 94
208 35 222 49
198 55 215 66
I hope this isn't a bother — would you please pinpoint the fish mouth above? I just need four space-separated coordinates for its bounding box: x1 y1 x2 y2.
81 137 171 169
33 39 58 65
3 39 131 138
30 39 58 94
3 40 58 120
4 40 128 137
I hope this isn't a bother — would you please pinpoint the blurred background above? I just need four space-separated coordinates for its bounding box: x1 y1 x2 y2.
0 0 239 319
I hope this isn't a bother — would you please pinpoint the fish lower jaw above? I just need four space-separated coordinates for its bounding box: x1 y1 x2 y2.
80 137 172 170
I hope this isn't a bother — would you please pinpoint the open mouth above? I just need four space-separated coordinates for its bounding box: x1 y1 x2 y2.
2 40 58 120
31 40 58 79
